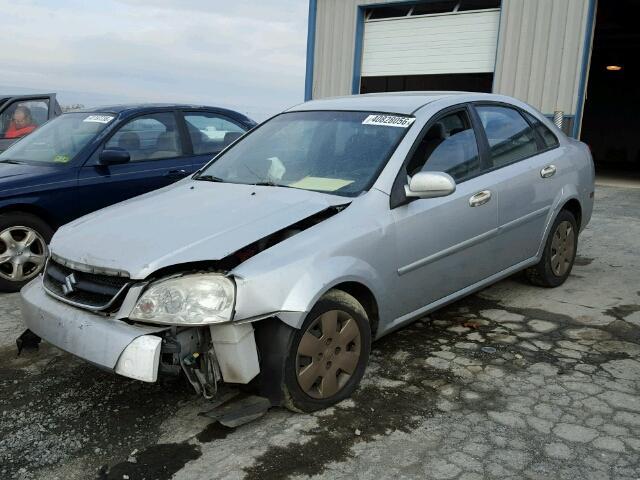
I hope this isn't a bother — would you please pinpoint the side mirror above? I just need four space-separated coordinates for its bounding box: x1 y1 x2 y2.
404 171 456 199
99 148 130 165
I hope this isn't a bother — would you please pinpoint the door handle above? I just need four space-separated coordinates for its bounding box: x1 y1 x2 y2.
540 165 557 178
166 169 188 178
469 190 492 207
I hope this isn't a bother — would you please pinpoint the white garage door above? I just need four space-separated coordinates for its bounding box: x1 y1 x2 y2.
361 9 501 77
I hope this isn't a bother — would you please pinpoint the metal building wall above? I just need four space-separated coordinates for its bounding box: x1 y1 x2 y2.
493 0 593 122
311 0 403 99
309 0 594 133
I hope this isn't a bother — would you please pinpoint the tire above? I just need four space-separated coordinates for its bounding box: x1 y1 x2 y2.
0 212 53 292
279 290 372 413
525 209 578 288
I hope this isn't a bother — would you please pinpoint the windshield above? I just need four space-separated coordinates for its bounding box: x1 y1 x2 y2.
197 110 413 196
0 112 115 164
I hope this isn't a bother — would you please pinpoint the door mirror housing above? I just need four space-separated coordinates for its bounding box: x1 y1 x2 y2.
99 148 130 165
404 171 456 199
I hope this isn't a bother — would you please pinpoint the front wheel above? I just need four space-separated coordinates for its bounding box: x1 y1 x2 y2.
282 290 372 412
525 209 578 288
0 213 52 292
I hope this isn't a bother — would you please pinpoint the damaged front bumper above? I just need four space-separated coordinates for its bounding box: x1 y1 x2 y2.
20 279 261 389
21 279 168 381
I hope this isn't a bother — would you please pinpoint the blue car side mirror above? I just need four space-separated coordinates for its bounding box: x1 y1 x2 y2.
99 148 130 165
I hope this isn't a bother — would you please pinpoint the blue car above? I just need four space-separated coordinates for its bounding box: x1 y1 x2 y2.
0 104 255 291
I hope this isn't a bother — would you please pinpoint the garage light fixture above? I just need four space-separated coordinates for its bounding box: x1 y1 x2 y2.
606 65 622 71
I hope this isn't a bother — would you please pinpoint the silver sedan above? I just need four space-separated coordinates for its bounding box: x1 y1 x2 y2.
21 92 594 412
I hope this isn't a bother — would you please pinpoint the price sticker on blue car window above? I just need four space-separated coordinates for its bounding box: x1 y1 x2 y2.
83 115 114 124
362 114 415 128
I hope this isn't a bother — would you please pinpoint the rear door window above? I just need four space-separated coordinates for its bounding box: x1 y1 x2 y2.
476 105 539 168
105 112 182 161
184 112 246 155
0 99 50 139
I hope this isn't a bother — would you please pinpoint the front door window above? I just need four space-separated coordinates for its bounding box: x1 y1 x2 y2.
105 112 182 161
405 110 482 183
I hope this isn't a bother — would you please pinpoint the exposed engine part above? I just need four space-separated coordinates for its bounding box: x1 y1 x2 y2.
184 345 221 400
160 327 221 399
158 334 182 376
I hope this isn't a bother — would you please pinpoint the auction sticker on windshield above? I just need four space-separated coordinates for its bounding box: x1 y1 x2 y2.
362 115 415 128
83 115 114 124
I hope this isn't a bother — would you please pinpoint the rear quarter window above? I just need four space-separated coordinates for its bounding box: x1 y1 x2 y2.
522 111 560 149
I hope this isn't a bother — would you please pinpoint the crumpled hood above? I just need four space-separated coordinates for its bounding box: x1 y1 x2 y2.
51 180 349 279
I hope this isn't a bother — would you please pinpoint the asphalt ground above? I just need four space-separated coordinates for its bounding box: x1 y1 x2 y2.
1 185 639 480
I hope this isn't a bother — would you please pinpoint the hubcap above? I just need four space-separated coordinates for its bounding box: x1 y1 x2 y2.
295 310 361 399
550 220 575 277
0 226 47 282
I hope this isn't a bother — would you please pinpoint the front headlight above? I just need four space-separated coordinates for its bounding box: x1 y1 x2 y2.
130 273 235 325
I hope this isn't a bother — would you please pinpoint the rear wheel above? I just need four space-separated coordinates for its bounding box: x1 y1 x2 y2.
0 213 52 292
282 290 371 412
525 209 578 288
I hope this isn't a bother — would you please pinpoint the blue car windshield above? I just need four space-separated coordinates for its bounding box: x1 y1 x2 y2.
197 110 413 196
0 112 115 164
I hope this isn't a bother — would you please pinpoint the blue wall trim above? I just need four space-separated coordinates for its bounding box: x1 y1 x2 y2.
352 6 366 94
573 0 597 139
491 3 504 92
304 0 318 101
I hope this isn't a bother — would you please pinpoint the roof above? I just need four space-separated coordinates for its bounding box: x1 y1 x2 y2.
73 103 255 124
287 91 470 115
0 94 55 104
76 103 199 114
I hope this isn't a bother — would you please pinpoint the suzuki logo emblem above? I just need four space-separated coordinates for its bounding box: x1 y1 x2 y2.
62 273 77 295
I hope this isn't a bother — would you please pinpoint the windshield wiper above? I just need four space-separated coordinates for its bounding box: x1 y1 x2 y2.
195 174 225 183
253 181 294 189
0 159 24 165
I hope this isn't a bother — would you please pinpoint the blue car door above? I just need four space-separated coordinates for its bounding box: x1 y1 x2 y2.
181 110 248 170
76 111 195 216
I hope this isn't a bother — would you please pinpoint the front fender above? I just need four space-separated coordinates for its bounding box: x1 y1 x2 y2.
0 197 57 226
0 174 78 227
233 255 385 330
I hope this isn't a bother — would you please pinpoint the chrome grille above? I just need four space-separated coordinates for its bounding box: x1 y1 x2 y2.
43 258 132 311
